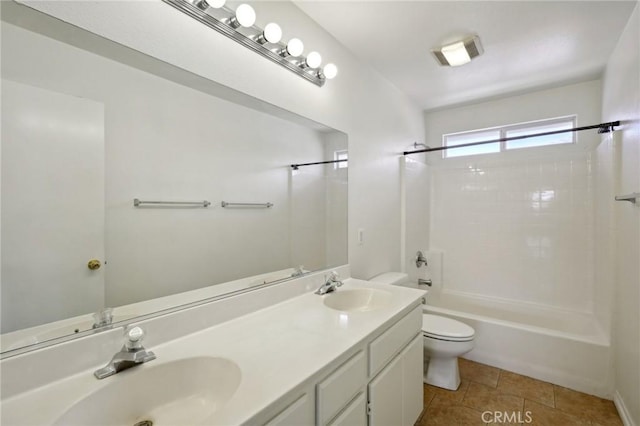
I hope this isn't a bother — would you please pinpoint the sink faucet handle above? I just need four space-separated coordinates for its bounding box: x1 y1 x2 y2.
124 326 146 350
329 271 343 287
92 307 114 329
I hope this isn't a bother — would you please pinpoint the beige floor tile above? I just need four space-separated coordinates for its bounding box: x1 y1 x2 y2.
463 381 524 413
420 397 485 426
497 370 555 407
524 399 589 425
424 380 470 405
554 385 622 425
424 384 436 407
459 358 501 388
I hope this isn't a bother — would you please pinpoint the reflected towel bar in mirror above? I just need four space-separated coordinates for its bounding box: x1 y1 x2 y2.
133 199 211 207
221 201 273 208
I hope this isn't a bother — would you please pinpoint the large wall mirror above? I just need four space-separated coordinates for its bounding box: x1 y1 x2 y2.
0 1 348 355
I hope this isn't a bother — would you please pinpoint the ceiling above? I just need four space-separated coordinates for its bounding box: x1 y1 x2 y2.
295 1 637 111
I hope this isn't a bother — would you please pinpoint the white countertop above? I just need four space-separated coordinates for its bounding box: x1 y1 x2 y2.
1 278 424 425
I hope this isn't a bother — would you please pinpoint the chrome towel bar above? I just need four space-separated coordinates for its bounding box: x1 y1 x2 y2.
221 201 273 208
133 199 211 207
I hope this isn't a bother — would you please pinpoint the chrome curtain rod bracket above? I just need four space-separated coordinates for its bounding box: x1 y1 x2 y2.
133 199 211 207
291 159 347 170
403 120 621 155
221 201 273 208
614 193 640 204
161 0 326 87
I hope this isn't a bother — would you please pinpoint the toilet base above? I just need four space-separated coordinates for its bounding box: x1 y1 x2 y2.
424 356 461 390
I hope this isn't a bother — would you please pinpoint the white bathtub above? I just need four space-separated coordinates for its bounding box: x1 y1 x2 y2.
423 290 613 398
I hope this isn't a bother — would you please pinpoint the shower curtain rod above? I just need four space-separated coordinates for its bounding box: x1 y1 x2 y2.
291 159 347 170
403 120 620 155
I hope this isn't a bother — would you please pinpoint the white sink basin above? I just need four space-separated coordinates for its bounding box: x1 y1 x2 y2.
323 289 392 312
54 357 241 426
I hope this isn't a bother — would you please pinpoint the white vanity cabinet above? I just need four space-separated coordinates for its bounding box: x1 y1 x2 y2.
263 304 423 426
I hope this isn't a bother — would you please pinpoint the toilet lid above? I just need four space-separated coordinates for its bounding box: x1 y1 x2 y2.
422 314 475 341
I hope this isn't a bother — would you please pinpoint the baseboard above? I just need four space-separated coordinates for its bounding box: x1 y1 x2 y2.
614 390 637 426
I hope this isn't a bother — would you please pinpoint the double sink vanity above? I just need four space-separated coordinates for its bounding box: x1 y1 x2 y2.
1 271 425 425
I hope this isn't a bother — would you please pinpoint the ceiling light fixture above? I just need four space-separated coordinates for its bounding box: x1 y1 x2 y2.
162 0 336 86
432 35 483 67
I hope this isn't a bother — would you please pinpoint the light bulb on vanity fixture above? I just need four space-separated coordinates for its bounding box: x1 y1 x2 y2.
322 63 338 80
255 23 282 44
302 51 322 69
281 38 304 57
228 3 256 28
162 0 338 86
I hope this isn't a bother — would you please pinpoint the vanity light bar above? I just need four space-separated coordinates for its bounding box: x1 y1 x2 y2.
161 0 337 87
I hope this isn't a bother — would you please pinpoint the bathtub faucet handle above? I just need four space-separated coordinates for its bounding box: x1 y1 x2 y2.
418 278 432 287
416 251 428 268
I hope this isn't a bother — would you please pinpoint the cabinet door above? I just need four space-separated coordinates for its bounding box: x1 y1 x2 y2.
368 352 403 426
402 334 424 425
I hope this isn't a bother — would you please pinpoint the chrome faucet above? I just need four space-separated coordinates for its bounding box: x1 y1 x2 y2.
418 278 433 287
315 271 343 295
94 326 156 379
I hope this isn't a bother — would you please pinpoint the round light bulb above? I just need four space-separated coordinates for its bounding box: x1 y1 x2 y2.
263 23 282 44
286 38 304 57
305 51 322 69
208 0 225 8
235 4 256 28
323 63 338 79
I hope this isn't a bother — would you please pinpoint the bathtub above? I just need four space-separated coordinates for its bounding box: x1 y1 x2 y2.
423 289 613 398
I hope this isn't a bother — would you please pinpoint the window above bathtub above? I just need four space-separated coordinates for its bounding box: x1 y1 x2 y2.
442 115 577 158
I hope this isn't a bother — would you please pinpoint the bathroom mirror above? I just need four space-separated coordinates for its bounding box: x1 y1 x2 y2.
0 1 348 355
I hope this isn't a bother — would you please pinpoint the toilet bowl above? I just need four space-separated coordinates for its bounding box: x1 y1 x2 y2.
370 272 475 391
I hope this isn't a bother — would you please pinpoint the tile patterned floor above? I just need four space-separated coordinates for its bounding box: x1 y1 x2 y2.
415 358 623 426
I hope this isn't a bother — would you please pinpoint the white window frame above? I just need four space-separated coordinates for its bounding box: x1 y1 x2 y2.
334 150 348 169
442 115 577 159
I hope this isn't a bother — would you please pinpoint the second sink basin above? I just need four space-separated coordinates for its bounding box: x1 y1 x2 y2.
54 356 241 426
323 288 392 312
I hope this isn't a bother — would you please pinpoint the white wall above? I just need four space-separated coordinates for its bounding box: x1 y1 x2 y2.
1 21 336 307
16 0 424 282
424 81 602 313
600 4 640 424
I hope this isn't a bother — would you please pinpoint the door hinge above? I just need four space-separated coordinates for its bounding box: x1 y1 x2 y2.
366 401 372 416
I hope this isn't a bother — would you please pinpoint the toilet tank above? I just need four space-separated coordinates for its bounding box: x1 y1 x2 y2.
369 272 410 286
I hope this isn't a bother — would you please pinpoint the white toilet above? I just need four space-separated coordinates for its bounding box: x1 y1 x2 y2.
370 272 475 390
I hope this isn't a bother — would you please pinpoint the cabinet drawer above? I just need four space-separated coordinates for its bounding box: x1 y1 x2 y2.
328 392 366 426
264 393 313 426
317 350 366 425
369 305 422 376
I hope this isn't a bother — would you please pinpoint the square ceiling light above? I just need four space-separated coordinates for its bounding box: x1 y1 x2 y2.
432 35 484 67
